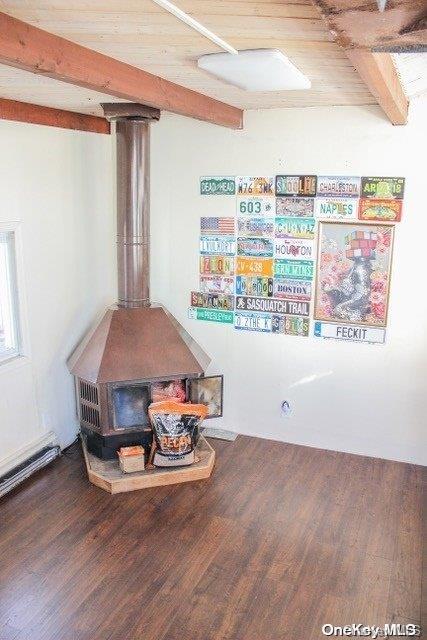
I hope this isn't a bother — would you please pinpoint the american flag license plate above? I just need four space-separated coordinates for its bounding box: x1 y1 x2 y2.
200 217 235 235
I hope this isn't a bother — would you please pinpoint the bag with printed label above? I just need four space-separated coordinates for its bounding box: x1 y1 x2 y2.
148 401 208 467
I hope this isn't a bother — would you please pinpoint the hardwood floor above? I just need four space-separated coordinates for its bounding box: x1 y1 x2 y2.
0 436 424 640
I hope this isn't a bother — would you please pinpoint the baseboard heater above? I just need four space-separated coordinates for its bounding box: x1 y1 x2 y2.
0 445 60 499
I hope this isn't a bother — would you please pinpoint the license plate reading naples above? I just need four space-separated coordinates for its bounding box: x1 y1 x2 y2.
235 312 271 333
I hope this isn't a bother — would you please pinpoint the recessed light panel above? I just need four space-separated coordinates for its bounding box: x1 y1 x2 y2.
198 49 311 92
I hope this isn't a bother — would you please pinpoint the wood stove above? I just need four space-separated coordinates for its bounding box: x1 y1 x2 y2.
68 104 210 459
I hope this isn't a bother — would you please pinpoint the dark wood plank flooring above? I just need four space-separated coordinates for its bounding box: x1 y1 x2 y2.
0 436 424 640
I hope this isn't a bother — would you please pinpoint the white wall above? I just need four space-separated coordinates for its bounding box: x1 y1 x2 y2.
0 121 116 473
1 98 425 472
150 97 427 466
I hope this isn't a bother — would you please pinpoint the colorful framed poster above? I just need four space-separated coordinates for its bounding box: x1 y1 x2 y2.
200 255 234 276
361 177 405 200
358 198 402 222
275 175 317 197
276 197 315 217
275 217 315 240
200 275 234 294
237 237 274 257
236 257 273 277
314 197 358 220
316 176 360 198
237 217 274 237
237 196 274 216
314 221 394 327
236 176 274 196
200 176 235 195
236 275 273 297
187 375 224 418
200 236 235 256
201 217 235 235
274 238 315 260
190 291 234 311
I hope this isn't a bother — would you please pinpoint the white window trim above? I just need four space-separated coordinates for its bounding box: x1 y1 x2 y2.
0 221 31 371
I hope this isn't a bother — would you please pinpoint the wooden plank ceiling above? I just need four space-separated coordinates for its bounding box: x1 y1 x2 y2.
0 0 377 116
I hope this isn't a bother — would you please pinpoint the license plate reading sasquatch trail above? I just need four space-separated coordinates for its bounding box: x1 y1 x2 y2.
234 312 272 333
200 236 235 256
236 276 273 297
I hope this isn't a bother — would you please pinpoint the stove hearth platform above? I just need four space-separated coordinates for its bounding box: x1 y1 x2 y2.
81 435 215 494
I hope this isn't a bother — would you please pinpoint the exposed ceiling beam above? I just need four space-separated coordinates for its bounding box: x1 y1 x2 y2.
0 97 110 133
0 11 243 130
311 0 427 52
310 1 411 124
346 50 408 125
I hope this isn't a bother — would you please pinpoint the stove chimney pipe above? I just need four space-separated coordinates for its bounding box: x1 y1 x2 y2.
102 103 160 308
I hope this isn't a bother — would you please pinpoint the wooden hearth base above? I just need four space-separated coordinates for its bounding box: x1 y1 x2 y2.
81 435 215 494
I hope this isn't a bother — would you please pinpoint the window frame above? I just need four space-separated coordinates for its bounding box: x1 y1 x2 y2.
0 222 26 366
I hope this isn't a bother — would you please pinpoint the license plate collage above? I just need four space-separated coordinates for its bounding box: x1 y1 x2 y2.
189 175 404 341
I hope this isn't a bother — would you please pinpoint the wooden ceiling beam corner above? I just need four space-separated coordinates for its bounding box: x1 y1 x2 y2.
0 97 110 133
309 0 412 124
346 50 408 125
0 11 243 130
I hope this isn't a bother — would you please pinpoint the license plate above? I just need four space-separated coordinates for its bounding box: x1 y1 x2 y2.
200 176 235 195
273 278 312 301
200 256 234 276
235 296 309 317
274 259 314 280
237 197 275 216
236 257 273 277
236 276 273 297
272 315 310 336
314 197 358 220
234 312 272 332
275 217 315 239
189 308 234 324
274 238 315 260
190 291 234 311
200 236 235 255
237 217 274 237
237 237 274 257
317 176 360 198
200 275 234 294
